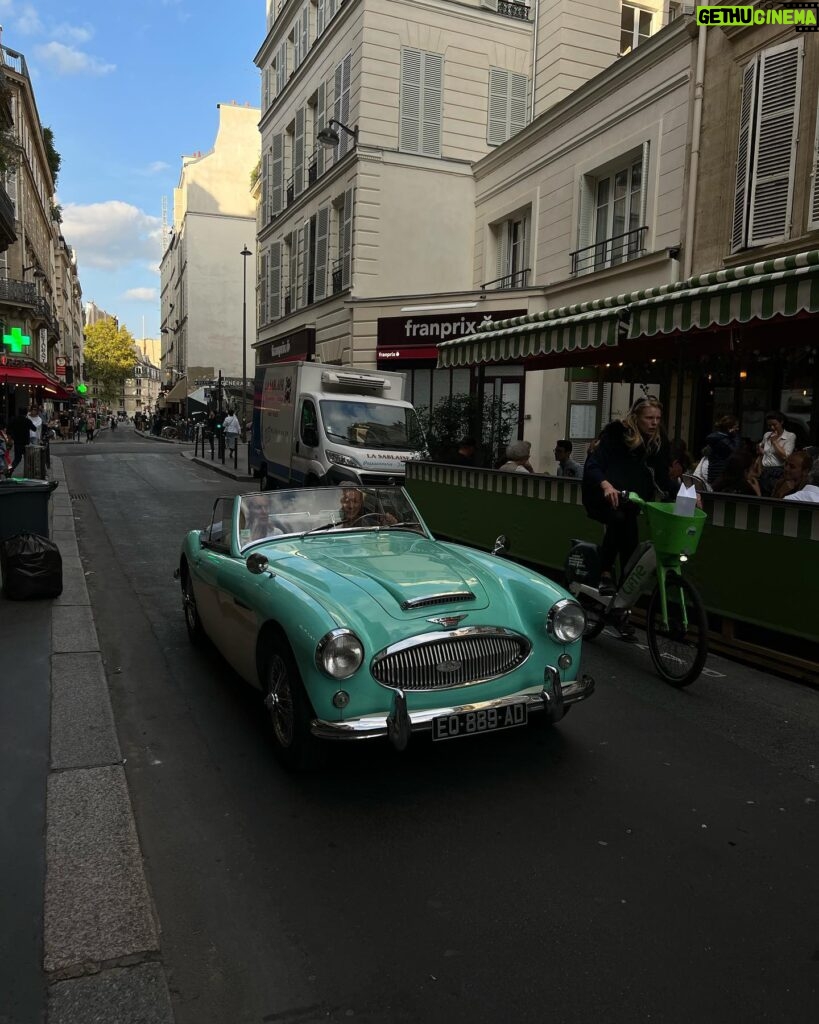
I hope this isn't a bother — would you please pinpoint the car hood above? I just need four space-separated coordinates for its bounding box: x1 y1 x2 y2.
264 532 490 621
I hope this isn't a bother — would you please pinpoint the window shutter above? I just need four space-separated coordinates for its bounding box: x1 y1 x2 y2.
495 223 509 280
314 206 330 301
271 134 284 217
301 5 309 64
262 150 270 223
317 0 325 35
263 66 271 110
731 60 757 253
290 231 299 306
400 49 422 153
294 107 305 195
277 42 287 94
810 99 819 230
421 52 443 157
269 241 281 320
301 219 311 307
259 251 268 326
341 188 353 289
577 175 595 255
510 73 528 137
340 52 352 156
327 0 336 20
316 82 326 176
748 40 802 247
639 140 650 227
488 68 509 146
293 18 301 69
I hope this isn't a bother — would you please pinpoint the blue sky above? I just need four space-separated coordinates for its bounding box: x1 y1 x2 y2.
1 0 262 340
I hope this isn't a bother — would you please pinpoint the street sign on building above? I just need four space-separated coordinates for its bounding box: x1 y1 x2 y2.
39 328 47 363
55 356 67 378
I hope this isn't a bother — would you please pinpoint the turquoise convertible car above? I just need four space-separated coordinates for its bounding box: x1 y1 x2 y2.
177 486 594 768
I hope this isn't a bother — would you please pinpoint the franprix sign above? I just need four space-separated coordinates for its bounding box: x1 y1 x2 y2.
376 309 526 361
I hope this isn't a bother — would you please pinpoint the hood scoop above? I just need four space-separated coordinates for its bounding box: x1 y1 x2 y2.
401 592 476 611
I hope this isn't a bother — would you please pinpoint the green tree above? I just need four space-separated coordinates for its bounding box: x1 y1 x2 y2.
41 125 61 187
416 391 519 465
83 319 136 404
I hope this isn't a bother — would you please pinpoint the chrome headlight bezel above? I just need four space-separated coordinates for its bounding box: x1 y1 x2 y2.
546 599 586 644
315 628 364 679
326 449 361 469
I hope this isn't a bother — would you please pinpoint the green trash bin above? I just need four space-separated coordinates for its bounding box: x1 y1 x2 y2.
0 478 59 543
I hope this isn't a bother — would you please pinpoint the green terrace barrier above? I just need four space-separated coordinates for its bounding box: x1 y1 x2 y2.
405 462 819 648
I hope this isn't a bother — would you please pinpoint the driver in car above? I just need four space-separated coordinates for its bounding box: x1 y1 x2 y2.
338 485 396 527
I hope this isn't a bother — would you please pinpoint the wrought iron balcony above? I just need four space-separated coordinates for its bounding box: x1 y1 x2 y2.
332 258 343 294
481 268 530 291
570 225 648 275
498 1 531 21
0 277 36 306
308 155 318 187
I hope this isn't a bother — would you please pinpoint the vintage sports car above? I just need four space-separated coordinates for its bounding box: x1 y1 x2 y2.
177 486 595 768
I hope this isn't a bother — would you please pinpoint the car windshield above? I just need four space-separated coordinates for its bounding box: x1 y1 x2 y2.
238 486 427 551
319 400 425 450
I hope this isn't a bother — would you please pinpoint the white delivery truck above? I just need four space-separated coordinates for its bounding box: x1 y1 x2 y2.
248 361 427 490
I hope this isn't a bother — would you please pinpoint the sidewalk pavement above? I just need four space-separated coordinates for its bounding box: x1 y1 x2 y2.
0 457 174 1024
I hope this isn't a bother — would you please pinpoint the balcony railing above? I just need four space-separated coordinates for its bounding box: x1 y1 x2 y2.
498 1 531 20
284 289 292 316
332 258 343 295
308 154 318 187
0 277 36 305
1 46 30 78
482 268 530 291
286 175 294 207
570 225 648 275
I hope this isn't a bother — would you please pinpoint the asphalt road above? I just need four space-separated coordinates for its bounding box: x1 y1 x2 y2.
58 428 819 1024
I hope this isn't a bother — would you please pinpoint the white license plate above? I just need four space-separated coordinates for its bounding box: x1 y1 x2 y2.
431 702 528 741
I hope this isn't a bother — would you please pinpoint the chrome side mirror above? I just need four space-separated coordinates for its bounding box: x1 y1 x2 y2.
246 552 272 576
491 534 509 557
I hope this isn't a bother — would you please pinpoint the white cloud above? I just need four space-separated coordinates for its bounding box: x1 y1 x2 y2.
122 287 158 303
143 161 170 175
52 22 93 44
15 3 42 34
34 41 114 76
61 201 162 271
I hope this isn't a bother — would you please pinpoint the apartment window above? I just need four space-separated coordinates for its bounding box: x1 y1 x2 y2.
400 49 443 157
732 40 803 252
294 108 306 197
492 212 530 289
620 3 652 56
275 42 288 95
271 134 284 218
487 68 528 146
573 144 649 274
309 85 326 181
668 1 683 21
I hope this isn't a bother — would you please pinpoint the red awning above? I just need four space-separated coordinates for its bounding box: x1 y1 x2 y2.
0 364 71 398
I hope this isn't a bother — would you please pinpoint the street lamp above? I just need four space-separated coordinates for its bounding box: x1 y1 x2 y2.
22 265 46 279
240 245 252 431
317 119 359 148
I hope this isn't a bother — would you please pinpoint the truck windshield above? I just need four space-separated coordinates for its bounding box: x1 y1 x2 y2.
319 400 425 450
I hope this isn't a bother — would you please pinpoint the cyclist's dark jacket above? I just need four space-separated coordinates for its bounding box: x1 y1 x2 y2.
582 421 671 523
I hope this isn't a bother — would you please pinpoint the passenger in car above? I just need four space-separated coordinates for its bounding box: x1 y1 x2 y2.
337 485 396 527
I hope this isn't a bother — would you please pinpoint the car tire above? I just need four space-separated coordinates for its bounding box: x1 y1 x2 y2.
260 467 274 491
263 647 326 771
181 565 206 645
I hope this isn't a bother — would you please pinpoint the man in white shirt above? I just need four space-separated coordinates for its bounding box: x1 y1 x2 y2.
784 462 819 503
223 409 240 454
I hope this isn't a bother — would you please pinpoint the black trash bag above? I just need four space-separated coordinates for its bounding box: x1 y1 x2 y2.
0 532 63 600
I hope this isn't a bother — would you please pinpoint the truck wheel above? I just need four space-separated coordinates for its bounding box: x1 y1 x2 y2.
305 475 320 488
260 467 274 491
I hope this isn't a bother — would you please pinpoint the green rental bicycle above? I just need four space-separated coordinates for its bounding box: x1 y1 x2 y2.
565 493 709 687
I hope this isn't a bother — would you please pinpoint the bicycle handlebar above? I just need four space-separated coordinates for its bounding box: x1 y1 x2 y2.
619 490 646 507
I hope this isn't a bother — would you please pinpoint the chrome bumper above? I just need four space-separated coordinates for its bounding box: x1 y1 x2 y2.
310 668 595 747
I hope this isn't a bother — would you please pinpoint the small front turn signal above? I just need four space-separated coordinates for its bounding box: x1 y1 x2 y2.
332 690 350 709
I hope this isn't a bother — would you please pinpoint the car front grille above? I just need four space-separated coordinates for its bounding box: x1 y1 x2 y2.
371 629 531 691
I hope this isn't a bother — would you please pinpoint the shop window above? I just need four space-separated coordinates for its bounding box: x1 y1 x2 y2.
731 40 802 252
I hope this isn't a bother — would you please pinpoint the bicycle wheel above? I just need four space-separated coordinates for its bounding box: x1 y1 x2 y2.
646 574 708 687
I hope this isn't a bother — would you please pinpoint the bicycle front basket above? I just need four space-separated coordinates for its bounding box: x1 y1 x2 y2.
643 502 706 558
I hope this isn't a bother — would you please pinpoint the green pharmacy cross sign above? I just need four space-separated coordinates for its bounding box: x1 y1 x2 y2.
2 326 31 354
76 382 88 394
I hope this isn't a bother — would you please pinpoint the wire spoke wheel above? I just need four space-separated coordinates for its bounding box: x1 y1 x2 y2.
264 654 296 750
182 569 205 644
646 574 708 687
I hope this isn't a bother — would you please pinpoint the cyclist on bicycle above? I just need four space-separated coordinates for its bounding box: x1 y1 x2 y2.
581 396 671 601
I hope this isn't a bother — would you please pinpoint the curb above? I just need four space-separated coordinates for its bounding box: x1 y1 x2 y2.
180 450 255 482
44 458 174 1022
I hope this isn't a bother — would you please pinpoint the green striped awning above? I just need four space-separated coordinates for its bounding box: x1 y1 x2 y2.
436 305 628 368
626 249 819 338
437 249 819 368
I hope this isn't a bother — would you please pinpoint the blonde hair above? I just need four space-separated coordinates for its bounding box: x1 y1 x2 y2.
621 396 663 453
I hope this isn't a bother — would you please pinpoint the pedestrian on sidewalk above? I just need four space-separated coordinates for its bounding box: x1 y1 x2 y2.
86 413 96 442
7 406 35 476
223 408 240 455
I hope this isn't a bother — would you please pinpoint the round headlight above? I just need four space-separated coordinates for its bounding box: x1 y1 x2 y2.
316 629 364 679
547 599 586 643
